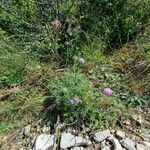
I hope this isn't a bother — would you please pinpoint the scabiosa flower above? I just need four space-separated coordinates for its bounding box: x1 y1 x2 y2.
70 96 80 105
103 87 113 96
79 58 85 64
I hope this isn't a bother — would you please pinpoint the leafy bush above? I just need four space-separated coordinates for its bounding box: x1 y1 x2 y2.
1 0 150 62
43 67 123 128
119 93 148 107
80 0 150 49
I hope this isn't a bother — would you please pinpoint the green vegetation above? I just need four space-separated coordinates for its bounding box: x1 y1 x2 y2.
0 0 150 135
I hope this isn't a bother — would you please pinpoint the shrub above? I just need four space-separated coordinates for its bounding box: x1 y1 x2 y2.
1 0 150 62
80 0 150 50
119 93 148 107
43 68 123 128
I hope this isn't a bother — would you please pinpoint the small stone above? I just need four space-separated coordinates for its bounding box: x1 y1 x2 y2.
137 116 143 125
71 147 84 150
107 136 122 150
36 65 41 70
42 126 50 133
94 130 111 142
88 70 93 74
122 138 136 150
24 125 31 137
132 114 139 120
110 128 116 134
79 58 85 64
60 132 90 149
116 130 125 139
101 146 111 150
132 114 143 125
101 140 106 148
136 144 147 150
33 134 55 150
123 120 131 126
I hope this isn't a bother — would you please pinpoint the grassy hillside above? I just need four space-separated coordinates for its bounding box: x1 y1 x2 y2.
0 0 150 136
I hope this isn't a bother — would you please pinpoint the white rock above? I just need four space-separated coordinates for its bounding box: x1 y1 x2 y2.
42 126 50 133
79 58 85 64
116 130 125 139
132 114 143 125
101 146 111 150
136 144 147 150
71 147 84 150
137 116 143 125
60 132 89 149
123 120 131 126
132 114 139 120
24 125 31 137
122 138 136 150
110 128 116 134
108 136 122 150
143 141 150 149
94 130 111 142
101 140 106 148
33 134 55 150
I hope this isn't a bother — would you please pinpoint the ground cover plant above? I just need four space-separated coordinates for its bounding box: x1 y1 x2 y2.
0 0 150 139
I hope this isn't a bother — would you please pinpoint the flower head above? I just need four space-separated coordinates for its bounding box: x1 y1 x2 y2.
103 87 113 96
70 96 80 105
79 58 85 65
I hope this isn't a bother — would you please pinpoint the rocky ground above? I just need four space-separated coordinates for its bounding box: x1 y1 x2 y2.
1 108 150 150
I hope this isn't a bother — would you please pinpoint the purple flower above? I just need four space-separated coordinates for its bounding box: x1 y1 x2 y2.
103 87 113 96
70 96 80 105
79 58 85 64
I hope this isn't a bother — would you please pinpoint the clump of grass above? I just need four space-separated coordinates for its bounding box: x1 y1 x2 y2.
0 29 42 88
0 0 150 136
110 43 150 107
0 87 44 134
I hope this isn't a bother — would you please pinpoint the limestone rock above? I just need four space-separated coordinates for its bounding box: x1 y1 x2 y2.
100 140 106 148
94 130 111 142
24 125 31 137
115 130 125 139
42 126 50 133
122 138 136 150
132 114 143 125
33 134 55 150
108 136 122 150
60 132 90 149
